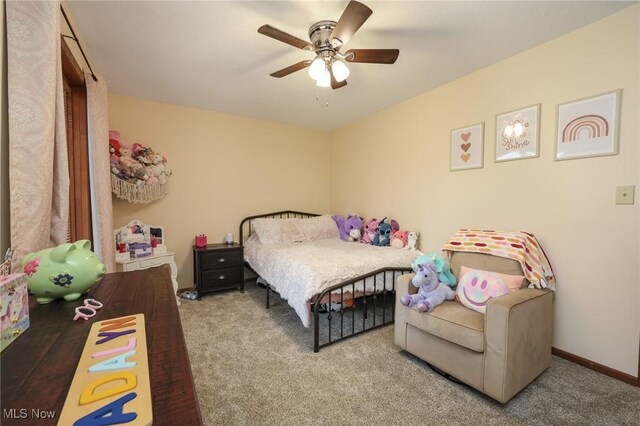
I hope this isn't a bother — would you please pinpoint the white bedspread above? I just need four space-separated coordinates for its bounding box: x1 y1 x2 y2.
244 236 418 327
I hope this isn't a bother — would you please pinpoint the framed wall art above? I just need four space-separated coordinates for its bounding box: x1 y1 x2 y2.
495 104 540 162
555 90 621 161
450 122 484 171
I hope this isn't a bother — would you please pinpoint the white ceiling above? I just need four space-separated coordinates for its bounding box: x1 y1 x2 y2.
67 1 633 131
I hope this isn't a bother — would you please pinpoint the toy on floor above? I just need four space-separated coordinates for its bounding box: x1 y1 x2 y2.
372 218 399 246
401 258 455 312
404 231 419 250
359 218 379 244
390 230 409 248
426 252 457 287
332 214 363 242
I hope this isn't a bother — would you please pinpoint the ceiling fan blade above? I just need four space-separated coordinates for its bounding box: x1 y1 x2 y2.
270 60 312 78
258 25 313 51
330 1 373 48
344 49 399 64
330 68 347 89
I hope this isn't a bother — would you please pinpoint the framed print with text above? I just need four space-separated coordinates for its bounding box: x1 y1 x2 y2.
495 104 540 162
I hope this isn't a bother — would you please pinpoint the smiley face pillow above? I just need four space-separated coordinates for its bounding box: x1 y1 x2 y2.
456 266 525 314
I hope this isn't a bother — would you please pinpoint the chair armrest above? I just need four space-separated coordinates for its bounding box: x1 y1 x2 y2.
483 289 554 403
394 273 415 349
396 273 417 296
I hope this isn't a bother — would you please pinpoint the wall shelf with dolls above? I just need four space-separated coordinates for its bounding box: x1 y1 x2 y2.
109 130 172 204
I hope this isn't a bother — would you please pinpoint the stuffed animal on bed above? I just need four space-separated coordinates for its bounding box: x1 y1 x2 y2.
401 259 455 312
390 230 409 248
372 219 399 246
359 218 378 244
404 231 419 250
426 252 457 288
332 214 363 242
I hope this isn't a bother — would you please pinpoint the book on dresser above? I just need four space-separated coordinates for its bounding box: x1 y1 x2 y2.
193 243 244 297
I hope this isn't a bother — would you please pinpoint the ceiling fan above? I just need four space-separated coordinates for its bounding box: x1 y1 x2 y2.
258 0 399 89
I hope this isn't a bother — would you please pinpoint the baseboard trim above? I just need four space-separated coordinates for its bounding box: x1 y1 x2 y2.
552 347 639 387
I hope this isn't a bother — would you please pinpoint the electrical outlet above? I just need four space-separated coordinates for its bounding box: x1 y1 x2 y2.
615 185 635 205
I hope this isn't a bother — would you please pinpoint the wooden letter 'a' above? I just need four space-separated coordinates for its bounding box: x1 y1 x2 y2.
79 372 137 406
74 392 138 426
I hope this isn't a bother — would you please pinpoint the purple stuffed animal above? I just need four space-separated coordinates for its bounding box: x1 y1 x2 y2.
400 259 455 312
332 214 363 242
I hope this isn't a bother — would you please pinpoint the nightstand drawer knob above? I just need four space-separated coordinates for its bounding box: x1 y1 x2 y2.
218 275 225 280
218 258 226 263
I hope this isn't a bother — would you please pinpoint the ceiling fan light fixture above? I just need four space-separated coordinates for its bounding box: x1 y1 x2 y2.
316 69 331 87
332 60 350 82
308 57 326 80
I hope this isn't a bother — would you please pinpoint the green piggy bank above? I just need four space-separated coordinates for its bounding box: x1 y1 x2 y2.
21 240 106 304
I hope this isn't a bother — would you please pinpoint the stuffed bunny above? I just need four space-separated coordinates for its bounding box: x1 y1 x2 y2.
404 231 419 250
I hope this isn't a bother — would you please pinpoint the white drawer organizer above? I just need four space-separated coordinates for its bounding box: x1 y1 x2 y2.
114 219 179 304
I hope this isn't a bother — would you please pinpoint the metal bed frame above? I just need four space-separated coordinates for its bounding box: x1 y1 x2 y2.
239 210 411 352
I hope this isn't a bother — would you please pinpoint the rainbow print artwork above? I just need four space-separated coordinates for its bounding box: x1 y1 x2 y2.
561 114 609 142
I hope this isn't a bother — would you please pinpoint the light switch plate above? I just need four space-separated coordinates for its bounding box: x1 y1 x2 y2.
616 185 635 205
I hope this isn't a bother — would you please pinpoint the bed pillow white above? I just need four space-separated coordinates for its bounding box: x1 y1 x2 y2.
252 218 306 245
297 215 340 241
252 215 339 245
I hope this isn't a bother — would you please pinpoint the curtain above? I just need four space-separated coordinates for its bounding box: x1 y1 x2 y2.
85 71 115 272
7 1 69 268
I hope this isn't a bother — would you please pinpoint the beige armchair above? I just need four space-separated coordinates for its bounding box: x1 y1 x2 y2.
394 252 553 403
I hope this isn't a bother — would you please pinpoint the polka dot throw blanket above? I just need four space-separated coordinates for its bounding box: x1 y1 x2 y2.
442 229 555 290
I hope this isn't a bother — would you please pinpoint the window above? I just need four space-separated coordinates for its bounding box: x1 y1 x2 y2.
61 37 92 242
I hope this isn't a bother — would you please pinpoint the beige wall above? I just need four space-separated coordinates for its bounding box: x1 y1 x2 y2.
331 6 639 378
108 94 330 289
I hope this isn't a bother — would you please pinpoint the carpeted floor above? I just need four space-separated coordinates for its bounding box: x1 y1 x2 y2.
179 281 640 426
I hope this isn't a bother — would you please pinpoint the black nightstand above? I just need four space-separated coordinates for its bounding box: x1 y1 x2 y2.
193 243 243 297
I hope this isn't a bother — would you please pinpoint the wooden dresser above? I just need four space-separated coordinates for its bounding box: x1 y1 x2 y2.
0 266 202 425
193 243 244 297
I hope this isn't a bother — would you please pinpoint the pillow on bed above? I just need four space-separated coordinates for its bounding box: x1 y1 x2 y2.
252 215 339 245
456 267 524 313
252 218 306 245
296 215 340 241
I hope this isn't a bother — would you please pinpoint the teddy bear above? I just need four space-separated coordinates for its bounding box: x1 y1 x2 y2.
359 218 378 244
372 219 399 246
119 146 146 181
390 230 409 248
332 214 363 242
404 231 419 250
426 252 457 288
146 153 171 184
400 258 455 312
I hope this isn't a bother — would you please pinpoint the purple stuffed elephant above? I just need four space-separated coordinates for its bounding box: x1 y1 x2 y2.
332 214 363 242
400 259 455 312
